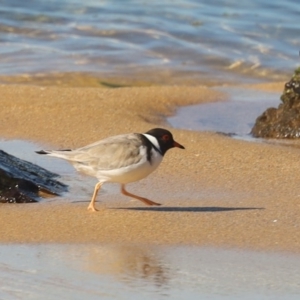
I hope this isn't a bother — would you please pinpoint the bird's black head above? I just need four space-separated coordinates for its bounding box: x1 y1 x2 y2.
145 128 185 155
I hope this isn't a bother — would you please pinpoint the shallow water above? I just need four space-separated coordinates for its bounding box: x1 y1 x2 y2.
168 87 281 140
0 0 299 84
0 244 299 300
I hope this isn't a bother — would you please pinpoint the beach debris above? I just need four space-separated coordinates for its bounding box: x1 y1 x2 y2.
251 67 300 138
0 149 68 203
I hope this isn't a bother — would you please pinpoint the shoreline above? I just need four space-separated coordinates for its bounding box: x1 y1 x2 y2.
1 82 300 254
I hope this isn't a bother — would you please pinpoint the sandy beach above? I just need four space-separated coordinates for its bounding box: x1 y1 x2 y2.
0 82 300 253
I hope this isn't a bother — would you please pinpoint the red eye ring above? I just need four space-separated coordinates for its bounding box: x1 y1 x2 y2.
162 134 170 141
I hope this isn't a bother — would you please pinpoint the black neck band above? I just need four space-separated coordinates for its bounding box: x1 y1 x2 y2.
149 139 163 156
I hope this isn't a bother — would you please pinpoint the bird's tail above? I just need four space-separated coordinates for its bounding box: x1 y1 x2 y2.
36 150 50 155
36 149 72 155
35 149 72 160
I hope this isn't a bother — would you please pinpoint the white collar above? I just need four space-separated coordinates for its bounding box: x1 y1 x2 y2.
142 134 162 155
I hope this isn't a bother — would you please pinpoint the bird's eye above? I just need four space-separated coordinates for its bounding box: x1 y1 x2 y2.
162 134 170 141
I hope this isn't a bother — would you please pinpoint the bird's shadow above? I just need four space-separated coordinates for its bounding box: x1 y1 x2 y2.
114 206 264 212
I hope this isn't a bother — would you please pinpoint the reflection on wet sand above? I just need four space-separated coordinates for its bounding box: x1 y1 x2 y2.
1 244 300 300
66 244 170 288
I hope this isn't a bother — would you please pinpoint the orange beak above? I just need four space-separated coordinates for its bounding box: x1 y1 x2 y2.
173 140 185 149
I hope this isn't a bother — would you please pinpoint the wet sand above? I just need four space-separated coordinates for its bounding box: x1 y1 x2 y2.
1 82 300 253
1 243 300 299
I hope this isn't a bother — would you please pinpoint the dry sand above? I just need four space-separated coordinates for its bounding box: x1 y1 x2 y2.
0 82 300 253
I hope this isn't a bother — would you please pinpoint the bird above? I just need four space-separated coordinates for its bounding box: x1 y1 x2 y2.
36 128 185 211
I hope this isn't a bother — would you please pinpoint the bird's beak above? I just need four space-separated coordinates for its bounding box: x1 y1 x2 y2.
173 140 185 149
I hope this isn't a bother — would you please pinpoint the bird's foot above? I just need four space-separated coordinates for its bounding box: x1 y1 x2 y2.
142 198 162 206
87 204 98 212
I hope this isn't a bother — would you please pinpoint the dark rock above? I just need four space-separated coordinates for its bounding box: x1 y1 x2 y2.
251 67 300 138
0 185 36 203
0 149 68 203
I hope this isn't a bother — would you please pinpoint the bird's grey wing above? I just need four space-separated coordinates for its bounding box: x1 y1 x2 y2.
68 133 145 170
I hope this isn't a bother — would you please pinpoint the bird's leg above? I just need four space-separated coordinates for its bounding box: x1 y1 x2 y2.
121 184 161 206
87 182 102 211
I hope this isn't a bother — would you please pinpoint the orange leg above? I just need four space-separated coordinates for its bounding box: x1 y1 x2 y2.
121 184 161 206
87 182 102 212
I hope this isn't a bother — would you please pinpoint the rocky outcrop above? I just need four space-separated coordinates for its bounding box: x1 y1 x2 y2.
0 150 67 203
251 67 300 138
